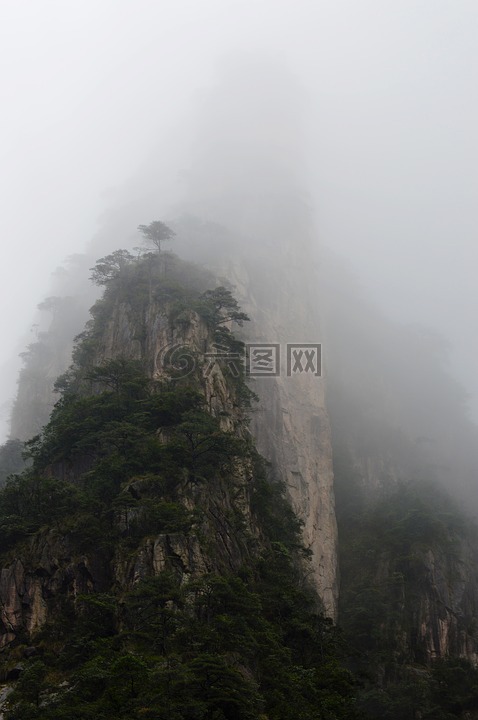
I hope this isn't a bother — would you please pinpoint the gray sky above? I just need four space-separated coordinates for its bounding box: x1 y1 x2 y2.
1 0 477 439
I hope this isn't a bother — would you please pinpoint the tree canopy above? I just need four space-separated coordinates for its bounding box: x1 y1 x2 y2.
89 249 134 286
137 220 175 253
200 286 250 327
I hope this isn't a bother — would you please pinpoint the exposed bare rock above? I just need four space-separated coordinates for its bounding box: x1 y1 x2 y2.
213 251 339 619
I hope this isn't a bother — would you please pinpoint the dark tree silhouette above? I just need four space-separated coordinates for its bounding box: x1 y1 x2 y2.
137 220 175 253
89 249 134 285
201 286 249 326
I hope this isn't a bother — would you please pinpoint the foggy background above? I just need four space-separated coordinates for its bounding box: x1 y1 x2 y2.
1 0 477 442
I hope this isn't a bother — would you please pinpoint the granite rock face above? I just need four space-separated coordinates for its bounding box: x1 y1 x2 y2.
0 296 259 648
0 532 111 648
64 246 340 619
212 248 339 619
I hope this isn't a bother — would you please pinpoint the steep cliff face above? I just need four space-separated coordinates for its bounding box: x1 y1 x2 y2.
214 250 338 619
409 541 478 663
6 232 340 620
334 431 478 663
0 251 362 720
1 273 255 645
0 531 111 647
89 295 236 432
323 251 478 676
337 484 478 666
5 219 478 681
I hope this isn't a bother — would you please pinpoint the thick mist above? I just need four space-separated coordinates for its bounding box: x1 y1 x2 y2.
1 0 478 477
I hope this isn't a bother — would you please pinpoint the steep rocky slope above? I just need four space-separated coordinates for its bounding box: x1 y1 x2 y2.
214 249 338 619
1 255 253 640
0 250 360 719
6 228 340 621
3 226 478 717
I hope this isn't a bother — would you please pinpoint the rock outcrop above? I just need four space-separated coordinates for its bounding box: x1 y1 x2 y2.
216 250 338 618
0 275 261 649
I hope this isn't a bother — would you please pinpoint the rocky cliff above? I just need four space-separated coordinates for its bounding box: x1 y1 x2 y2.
5 232 340 621
213 249 338 619
0 249 362 719
4 221 478 720
322 249 478 699
1 257 238 636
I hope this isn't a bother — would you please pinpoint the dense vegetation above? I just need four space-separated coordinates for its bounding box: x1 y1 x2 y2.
0 250 364 719
3 245 477 718
334 441 478 719
0 439 25 487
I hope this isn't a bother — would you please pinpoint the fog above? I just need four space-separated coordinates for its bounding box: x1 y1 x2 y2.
1 0 478 452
